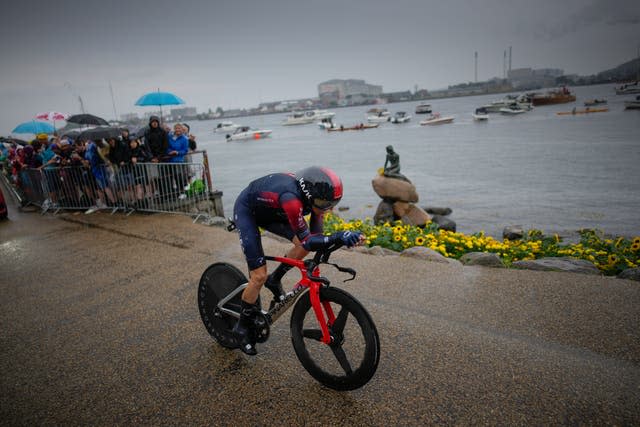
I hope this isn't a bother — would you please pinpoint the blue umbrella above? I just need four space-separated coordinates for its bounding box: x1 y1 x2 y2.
12 121 56 135
135 90 185 122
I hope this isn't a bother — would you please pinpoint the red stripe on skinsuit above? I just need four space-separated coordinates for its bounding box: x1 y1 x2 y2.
320 167 343 199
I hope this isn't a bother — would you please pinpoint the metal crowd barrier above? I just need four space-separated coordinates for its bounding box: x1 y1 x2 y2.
8 152 223 223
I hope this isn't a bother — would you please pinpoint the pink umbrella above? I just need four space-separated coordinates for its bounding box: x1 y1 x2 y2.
34 111 69 131
35 111 69 121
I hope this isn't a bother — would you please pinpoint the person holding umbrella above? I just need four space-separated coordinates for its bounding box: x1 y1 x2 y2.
143 116 168 163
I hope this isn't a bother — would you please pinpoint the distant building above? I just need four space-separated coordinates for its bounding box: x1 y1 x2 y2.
170 107 197 120
318 79 383 101
508 68 564 89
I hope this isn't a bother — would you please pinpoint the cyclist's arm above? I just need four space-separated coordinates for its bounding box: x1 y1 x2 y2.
280 193 325 251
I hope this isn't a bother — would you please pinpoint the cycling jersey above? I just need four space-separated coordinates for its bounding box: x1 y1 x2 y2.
233 173 325 270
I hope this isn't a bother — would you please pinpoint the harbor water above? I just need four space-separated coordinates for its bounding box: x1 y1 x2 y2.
190 83 640 238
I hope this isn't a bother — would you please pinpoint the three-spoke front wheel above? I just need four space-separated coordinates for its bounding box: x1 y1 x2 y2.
290 287 380 390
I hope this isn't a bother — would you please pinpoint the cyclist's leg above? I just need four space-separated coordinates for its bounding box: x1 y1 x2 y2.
262 224 309 301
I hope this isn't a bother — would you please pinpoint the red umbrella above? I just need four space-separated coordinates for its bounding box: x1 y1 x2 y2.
35 111 69 121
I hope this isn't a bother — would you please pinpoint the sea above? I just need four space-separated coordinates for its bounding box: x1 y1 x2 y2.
187 83 640 238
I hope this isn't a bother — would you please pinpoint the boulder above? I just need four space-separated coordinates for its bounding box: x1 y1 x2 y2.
431 214 456 232
503 225 524 240
373 200 395 224
618 268 640 282
392 201 411 217
361 245 399 256
512 257 601 275
400 204 431 227
400 247 450 263
424 206 452 216
459 252 505 268
372 175 418 203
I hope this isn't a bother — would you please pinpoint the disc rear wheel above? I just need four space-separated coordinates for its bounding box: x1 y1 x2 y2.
290 287 380 391
198 263 256 349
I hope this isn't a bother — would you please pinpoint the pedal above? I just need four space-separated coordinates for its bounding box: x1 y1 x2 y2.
226 218 236 232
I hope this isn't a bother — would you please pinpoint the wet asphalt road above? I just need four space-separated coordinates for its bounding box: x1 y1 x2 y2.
1 196 639 426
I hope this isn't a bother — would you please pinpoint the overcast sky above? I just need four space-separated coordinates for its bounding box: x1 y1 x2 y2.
1 0 639 134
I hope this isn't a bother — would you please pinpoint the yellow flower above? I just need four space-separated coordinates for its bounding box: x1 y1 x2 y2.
632 243 640 252
608 254 618 264
633 237 640 245
415 236 426 245
394 235 402 242
393 226 403 234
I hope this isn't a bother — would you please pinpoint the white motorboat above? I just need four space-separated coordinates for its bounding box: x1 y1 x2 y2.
624 95 640 109
390 111 411 123
282 110 335 126
367 110 391 123
318 118 336 129
499 103 526 115
226 126 272 141
420 113 454 125
472 107 489 121
616 82 640 95
482 95 532 113
415 103 432 114
214 121 240 133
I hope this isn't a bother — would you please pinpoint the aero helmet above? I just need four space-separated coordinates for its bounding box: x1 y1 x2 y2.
295 166 343 211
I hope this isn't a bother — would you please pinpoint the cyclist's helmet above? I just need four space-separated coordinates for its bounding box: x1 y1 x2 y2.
295 166 343 211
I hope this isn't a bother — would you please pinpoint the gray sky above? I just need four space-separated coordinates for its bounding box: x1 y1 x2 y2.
1 0 639 134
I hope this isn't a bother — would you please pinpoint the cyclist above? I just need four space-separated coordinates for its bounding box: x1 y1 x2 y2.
232 166 363 355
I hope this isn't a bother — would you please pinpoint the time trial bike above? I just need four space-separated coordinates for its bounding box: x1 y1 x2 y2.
197 240 380 391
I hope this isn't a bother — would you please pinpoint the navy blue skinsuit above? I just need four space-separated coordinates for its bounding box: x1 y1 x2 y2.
233 173 325 270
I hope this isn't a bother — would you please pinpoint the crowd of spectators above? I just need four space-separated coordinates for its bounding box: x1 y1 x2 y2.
0 117 199 214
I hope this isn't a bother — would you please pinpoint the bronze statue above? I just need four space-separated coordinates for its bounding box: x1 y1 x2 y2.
383 145 409 181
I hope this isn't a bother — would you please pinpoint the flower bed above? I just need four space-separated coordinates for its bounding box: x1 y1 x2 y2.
323 213 640 276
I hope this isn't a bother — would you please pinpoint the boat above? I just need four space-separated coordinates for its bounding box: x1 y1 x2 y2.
481 94 532 112
530 87 576 106
499 103 526 115
327 123 379 132
615 81 640 95
472 107 489 121
282 110 335 126
584 99 607 107
318 118 336 130
226 126 272 141
214 121 240 133
556 107 609 115
367 110 391 123
415 104 432 114
624 95 640 110
390 111 411 123
419 113 454 125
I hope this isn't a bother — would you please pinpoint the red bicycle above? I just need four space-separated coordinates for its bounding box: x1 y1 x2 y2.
198 241 380 390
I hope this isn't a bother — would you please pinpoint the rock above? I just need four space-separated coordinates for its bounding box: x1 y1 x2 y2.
431 214 456 232
459 252 505 268
400 204 431 227
337 206 349 212
362 245 399 256
373 200 395 224
424 206 452 216
207 216 228 227
400 246 449 263
392 201 411 217
618 267 640 281
372 175 418 203
503 225 524 240
512 257 601 275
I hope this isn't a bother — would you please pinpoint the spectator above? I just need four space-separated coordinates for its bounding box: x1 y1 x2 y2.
166 124 190 198
84 139 115 214
143 116 168 163
128 138 152 209
182 123 197 152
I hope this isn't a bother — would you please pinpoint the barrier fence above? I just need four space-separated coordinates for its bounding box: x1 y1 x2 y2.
3 150 224 223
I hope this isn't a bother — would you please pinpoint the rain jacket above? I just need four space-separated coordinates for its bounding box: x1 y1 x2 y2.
143 116 168 160
166 132 189 163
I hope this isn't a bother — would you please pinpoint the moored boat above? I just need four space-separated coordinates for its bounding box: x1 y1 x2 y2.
472 107 489 121
584 99 607 107
615 81 640 95
499 103 526 115
226 126 272 141
214 121 240 133
390 111 411 123
366 109 390 123
282 109 335 126
420 113 454 125
415 103 432 114
624 95 640 110
531 87 576 106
